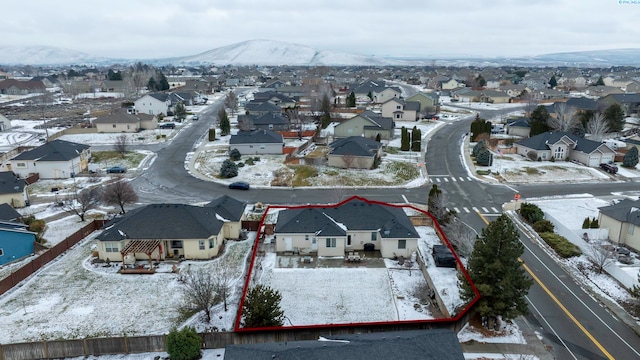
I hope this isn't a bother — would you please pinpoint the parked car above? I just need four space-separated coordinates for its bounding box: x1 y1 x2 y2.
192 115 199 121
228 181 250 190
599 163 618 174
159 123 175 129
106 166 127 174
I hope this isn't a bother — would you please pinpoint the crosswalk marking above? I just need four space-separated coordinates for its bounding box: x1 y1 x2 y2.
482 207 489 213
491 207 500 213
453 207 460 213
472 207 479 213
451 177 457 182
463 207 470 213
436 178 441 183
467 177 473 181
443 178 449 182
459 177 466 181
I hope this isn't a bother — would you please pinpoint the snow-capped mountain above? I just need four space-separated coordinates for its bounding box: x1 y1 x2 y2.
163 39 410 66
0 46 114 65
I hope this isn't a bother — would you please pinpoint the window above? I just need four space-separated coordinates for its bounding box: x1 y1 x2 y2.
269 124 274 129
112 124 116 128
305 235 310 241
326 238 337 248
0 248 4 256
105 242 119 252
630 224 635 235
371 232 377 241
199 240 205 250
16 162 26 168
554 146 565 159
395 114 401 119
170 240 183 248
398 240 406 249
209 239 215 248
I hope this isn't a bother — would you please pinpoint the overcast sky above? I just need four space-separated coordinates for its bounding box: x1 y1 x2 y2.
3 0 639 59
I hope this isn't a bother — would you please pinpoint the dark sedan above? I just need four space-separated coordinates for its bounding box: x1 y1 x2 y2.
228 181 250 190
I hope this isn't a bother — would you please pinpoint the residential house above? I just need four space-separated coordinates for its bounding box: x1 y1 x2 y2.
440 78 461 90
274 197 419 258
406 92 439 114
374 87 402 104
248 112 290 131
203 195 247 239
0 221 36 266
334 111 395 140
565 97 601 113
253 91 297 109
229 129 284 155
245 101 282 116
458 90 511 104
515 131 615 166
327 136 382 169
0 114 11 132
0 172 28 208
585 85 624 98
170 92 195 107
599 93 640 116
9 139 90 179
598 199 640 252
263 80 286 88
531 89 568 101
381 98 420 121
134 93 171 115
0 203 21 221
506 117 531 137
499 84 529 98
95 199 245 263
93 111 157 133
223 329 464 360
0 79 45 95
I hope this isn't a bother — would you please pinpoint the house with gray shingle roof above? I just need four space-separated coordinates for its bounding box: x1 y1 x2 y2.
0 172 28 208
230 129 284 155
9 139 90 179
599 93 640 116
335 111 394 140
506 117 531 137
134 93 171 115
93 111 157 133
274 197 419 258
380 98 421 121
327 136 381 169
598 199 640 252
514 131 615 166
95 197 247 264
0 203 21 221
245 101 283 116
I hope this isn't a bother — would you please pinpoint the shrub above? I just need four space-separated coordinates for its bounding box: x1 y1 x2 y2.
472 140 487 157
229 148 241 161
519 202 544 224
582 217 591 229
237 162 245 167
538 232 582 258
476 148 492 166
245 158 254 165
622 147 639 168
532 219 555 233
166 327 201 360
589 218 599 228
220 159 238 178
208 128 216 141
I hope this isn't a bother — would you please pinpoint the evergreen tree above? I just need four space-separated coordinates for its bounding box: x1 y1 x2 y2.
460 215 533 324
582 217 591 229
321 93 331 116
603 104 625 132
529 105 550 136
208 128 216 141
220 159 238 178
174 102 187 121
476 148 492 166
470 115 491 141
347 92 356 107
147 76 157 91
158 72 170 91
166 327 201 360
548 75 557 88
411 127 421 151
595 76 605 86
519 202 544 224
400 127 410 151
590 218 599 229
623 147 639 168
229 148 241 161
242 285 285 328
218 108 230 135
321 113 331 129
367 91 373 101
375 133 381 142
472 140 487 157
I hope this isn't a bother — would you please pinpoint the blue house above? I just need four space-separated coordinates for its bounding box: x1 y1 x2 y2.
0 221 36 266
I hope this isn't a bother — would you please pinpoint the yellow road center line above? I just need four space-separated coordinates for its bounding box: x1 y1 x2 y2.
475 211 615 360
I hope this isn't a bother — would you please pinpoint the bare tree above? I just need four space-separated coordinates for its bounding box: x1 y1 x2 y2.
549 103 580 132
225 92 238 114
443 219 477 258
588 241 616 274
63 188 101 222
102 177 139 214
178 266 217 323
113 134 128 159
586 113 610 142
211 259 238 312
341 154 356 169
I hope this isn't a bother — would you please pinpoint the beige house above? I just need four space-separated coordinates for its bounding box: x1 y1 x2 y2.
598 199 640 252
0 172 28 208
327 136 381 169
95 196 246 268
380 98 421 121
274 197 419 258
334 110 394 140
440 79 461 90
374 87 402 104
93 112 157 133
515 131 615 166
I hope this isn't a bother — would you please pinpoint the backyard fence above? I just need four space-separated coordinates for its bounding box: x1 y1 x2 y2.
0 219 107 296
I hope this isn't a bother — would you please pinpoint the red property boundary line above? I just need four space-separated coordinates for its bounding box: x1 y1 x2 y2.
234 195 480 332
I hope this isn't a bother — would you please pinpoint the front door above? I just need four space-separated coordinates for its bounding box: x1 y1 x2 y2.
311 237 318 251
284 237 293 251
347 235 352 247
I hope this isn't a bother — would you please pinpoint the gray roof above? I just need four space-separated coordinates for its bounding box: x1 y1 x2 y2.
12 140 89 162
516 131 612 154
224 329 464 360
252 112 289 126
599 199 640 227
329 136 381 157
565 97 599 111
147 93 170 102
204 195 246 222
230 129 284 145
507 117 531 128
0 172 26 194
276 197 418 239
246 101 282 113
606 93 640 103
93 112 140 124
0 203 21 221
357 110 394 131
96 204 225 241
404 101 421 112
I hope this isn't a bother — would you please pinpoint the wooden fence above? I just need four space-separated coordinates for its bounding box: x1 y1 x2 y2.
0 219 107 296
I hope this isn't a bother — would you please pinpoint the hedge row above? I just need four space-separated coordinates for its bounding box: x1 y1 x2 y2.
538 232 582 258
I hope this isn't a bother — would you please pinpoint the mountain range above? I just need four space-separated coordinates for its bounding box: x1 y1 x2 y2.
2 40 640 67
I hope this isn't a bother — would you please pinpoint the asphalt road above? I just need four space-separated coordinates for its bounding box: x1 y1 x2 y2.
125 96 640 359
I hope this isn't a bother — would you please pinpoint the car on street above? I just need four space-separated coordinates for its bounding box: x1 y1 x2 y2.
106 166 127 174
192 115 199 121
228 181 250 190
159 123 175 129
